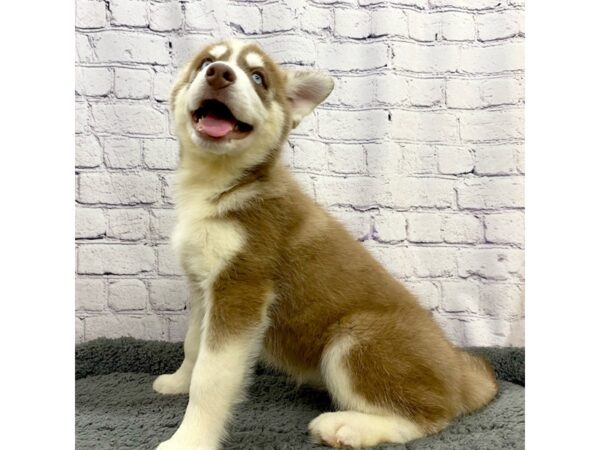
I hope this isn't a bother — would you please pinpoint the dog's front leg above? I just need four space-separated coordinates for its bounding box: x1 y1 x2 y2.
153 288 205 395
156 283 273 450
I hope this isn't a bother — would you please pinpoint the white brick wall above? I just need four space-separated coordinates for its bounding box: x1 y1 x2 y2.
75 0 524 347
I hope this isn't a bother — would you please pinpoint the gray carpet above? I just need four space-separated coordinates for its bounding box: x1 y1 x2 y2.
76 338 524 450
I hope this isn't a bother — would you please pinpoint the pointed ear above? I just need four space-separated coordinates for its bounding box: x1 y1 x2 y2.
285 71 334 128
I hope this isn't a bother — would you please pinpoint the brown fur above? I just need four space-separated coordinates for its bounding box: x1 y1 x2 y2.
168 39 498 446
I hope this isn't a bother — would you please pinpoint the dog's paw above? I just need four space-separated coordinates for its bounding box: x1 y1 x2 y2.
309 412 359 448
152 372 190 395
156 438 216 450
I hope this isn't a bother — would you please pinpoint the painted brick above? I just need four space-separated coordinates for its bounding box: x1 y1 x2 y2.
485 212 524 245
480 283 524 318
328 144 366 174
441 280 480 314
329 76 377 107
91 103 165 135
76 317 85 343
474 145 517 175
257 35 316 65
457 177 524 209
76 0 107 29
299 6 332 34
153 70 174 102
441 317 513 347
110 0 148 27
103 137 142 169
408 247 457 278
408 78 444 107
334 9 371 39
440 12 476 41
317 42 387 71
365 142 403 176
157 244 183 276
437 146 474 174
314 176 390 208
447 78 523 108
76 134 103 168
459 42 524 73
402 144 437 174
91 32 170 65
390 110 459 143
374 75 410 105
429 0 503 10
114 68 152 100
359 0 428 8
407 11 442 42
262 3 295 33
292 139 328 171
149 279 188 311
150 209 176 240
108 279 148 311
161 173 177 205
406 213 443 243
442 213 483 244
143 139 180 170
330 209 371 240
459 109 524 142
76 207 106 239
85 314 165 340
76 34 94 63
319 109 388 140
168 315 188 341
76 67 112 96
106 209 149 241
149 1 183 31
185 2 218 30
476 10 523 41
374 210 406 242
392 42 460 73
226 3 262 34
75 101 89 134
76 279 106 311
404 280 440 310
365 245 412 279
390 177 456 209
78 172 161 205
78 244 155 275
457 247 524 280
370 8 409 37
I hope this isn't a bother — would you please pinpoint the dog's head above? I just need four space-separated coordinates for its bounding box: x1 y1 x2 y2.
171 40 334 157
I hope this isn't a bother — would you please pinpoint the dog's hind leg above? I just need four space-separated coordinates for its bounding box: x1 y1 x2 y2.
309 333 431 448
153 289 205 395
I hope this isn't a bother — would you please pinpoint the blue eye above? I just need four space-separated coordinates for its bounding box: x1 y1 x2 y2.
252 73 263 85
201 59 213 70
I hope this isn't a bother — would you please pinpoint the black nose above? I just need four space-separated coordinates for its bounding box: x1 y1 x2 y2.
205 62 236 89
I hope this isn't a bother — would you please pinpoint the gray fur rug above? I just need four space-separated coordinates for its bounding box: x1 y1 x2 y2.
76 338 524 450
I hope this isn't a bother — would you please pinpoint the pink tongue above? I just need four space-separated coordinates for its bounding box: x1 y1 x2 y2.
197 113 235 138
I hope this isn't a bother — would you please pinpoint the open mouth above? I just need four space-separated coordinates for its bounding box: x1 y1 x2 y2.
192 99 253 140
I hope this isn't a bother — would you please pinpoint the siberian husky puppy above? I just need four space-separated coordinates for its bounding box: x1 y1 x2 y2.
153 40 497 450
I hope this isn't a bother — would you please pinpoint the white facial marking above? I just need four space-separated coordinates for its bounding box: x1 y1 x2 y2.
209 44 228 59
245 52 264 68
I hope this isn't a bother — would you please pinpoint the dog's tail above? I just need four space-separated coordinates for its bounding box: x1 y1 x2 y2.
458 351 498 415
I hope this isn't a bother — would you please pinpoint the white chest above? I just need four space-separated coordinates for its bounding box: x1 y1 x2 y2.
172 202 246 284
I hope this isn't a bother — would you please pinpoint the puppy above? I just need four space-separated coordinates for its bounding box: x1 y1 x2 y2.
152 40 498 450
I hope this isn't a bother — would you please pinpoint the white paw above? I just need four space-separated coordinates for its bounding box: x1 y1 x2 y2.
156 438 216 450
309 412 360 448
152 372 190 395
156 439 190 450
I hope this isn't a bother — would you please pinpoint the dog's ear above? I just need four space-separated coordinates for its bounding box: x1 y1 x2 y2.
285 71 334 129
